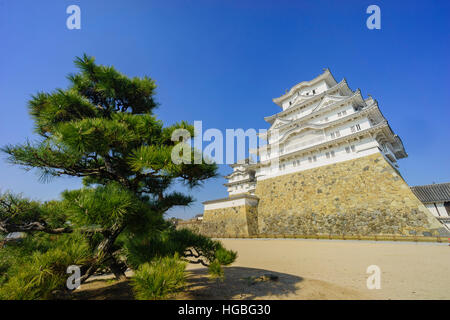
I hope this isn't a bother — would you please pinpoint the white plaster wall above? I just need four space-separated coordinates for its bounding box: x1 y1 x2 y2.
264 116 373 162
267 104 366 156
436 203 449 217
204 197 258 210
425 203 450 231
313 104 356 125
256 138 380 181
324 117 371 140
430 203 449 217
425 204 439 217
228 182 256 196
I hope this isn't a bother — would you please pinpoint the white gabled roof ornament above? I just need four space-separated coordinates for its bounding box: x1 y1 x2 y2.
272 69 338 107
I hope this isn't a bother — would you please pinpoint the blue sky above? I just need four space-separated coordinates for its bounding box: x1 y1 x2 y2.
0 0 449 219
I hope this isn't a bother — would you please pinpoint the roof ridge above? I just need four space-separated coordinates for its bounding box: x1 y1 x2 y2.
411 182 450 189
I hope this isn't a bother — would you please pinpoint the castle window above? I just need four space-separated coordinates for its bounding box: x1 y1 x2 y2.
326 152 330 159
351 145 355 152
313 155 317 162
342 110 347 115
350 125 356 133
345 146 350 153
308 157 312 163
331 131 340 139
313 89 316 94
356 124 361 131
338 112 342 117
331 150 335 157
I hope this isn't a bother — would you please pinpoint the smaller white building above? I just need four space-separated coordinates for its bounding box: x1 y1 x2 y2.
224 158 256 196
411 183 450 232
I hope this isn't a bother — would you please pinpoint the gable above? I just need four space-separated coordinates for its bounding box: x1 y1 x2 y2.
311 94 346 113
289 92 309 106
279 123 323 144
279 126 324 148
269 117 291 131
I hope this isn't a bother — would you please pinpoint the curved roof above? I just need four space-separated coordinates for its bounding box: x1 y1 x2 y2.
265 79 352 123
265 89 363 131
272 69 338 106
411 183 450 203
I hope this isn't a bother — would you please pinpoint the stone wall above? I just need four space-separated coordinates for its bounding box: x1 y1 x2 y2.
200 204 258 237
177 204 258 237
254 153 445 236
176 220 203 234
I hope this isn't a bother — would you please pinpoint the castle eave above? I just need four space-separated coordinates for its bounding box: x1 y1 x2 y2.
202 193 259 205
265 80 353 124
224 178 255 187
254 121 391 168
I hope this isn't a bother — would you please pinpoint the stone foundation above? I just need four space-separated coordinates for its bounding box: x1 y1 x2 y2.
255 153 444 236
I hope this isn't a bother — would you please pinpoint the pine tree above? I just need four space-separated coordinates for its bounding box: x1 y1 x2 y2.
1 54 226 285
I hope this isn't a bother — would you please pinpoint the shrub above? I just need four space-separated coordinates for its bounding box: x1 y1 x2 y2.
124 227 237 273
0 234 91 300
208 259 224 279
215 247 237 266
131 254 187 300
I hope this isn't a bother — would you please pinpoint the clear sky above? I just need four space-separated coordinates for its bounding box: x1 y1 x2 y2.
1 0 449 220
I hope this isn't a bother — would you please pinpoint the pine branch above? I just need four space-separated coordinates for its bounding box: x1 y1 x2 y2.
0 220 72 234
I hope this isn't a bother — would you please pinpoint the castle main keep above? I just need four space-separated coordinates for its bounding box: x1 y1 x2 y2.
189 70 446 237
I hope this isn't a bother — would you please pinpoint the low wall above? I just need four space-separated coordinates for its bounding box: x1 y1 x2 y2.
176 220 203 234
177 194 259 237
201 204 258 237
211 234 450 243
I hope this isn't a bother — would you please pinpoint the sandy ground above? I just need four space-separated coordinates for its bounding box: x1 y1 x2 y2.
73 239 450 300
195 239 450 300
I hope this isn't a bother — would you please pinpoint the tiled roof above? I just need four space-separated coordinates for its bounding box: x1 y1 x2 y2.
410 183 450 203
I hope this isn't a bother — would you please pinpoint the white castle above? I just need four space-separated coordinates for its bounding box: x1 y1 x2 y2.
198 69 445 237
224 69 407 196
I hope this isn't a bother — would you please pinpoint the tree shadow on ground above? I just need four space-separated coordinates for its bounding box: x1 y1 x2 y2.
178 267 303 300
71 278 134 300
70 267 304 300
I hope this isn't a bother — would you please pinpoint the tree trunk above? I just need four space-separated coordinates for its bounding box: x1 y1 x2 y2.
109 258 127 281
80 223 125 284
